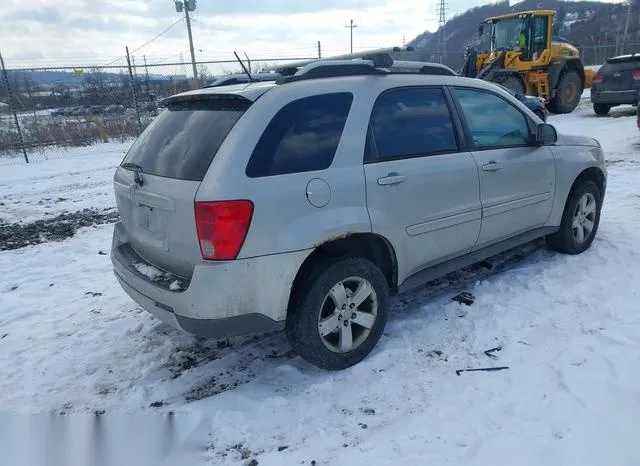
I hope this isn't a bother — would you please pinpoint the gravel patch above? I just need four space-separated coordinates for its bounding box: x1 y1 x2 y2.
0 208 119 251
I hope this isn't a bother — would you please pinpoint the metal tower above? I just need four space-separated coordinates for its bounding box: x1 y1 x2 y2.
437 0 448 63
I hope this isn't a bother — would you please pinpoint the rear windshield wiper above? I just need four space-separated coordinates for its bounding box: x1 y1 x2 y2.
121 163 145 187
121 162 144 172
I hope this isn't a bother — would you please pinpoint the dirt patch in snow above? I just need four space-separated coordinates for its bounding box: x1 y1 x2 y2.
0 208 119 251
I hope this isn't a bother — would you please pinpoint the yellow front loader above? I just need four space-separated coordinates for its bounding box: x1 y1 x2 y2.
460 9 594 114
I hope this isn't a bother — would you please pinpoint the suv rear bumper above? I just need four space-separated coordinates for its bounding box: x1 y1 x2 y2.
591 89 638 105
111 222 310 339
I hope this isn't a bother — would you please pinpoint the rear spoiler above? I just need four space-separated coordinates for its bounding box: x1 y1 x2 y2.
606 53 640 64
159 92 251 107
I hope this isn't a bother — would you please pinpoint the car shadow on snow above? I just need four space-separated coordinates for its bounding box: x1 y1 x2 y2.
152 239 548 405
582 107 638 119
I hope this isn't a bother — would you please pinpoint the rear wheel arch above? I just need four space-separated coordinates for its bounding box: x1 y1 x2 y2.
287 233 398 313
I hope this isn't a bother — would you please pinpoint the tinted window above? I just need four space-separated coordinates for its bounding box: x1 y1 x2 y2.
601 58 640 73
455 88 530 149
367 87 457 161
246 93 353 177
121 98 249 181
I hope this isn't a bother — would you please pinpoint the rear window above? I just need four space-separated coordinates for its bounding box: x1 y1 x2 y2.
601 57 640 73
246 92 353 178
121 98 249 181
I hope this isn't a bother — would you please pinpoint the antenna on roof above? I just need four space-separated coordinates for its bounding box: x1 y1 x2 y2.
233 51 253 81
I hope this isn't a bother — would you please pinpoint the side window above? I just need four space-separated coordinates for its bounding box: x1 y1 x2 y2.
246 92 353 177
367 87 458 162
455 88 531 149
532 16 548 57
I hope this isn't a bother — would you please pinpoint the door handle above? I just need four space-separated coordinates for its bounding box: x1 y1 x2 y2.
377 174 407 186
482 161 503 172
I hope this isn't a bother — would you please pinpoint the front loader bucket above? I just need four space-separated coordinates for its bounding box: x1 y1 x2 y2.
476 52 506 81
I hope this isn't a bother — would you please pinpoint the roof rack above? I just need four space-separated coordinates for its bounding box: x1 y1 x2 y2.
275 54 459 84
386 61 457 76
271 46 415 74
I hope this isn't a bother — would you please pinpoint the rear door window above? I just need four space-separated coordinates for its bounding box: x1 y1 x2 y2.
121 97 249 181
246 92 353 178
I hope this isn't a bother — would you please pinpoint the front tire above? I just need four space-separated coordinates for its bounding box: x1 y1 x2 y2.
549 70 583 114
546 180 602 255
494 75 525 97
286 256 389 370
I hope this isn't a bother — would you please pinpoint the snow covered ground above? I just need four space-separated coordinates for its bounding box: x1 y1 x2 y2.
1 95 639 465
0 142 129 224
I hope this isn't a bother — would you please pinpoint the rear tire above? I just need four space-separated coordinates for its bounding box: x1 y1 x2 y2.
593 103 611 115
546 180 602 255
286 256 389 370
548 70 582 114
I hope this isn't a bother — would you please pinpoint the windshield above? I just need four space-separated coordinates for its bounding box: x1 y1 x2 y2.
491 17 528 51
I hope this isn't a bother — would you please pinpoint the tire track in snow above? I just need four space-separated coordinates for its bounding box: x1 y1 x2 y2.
164 240 546 405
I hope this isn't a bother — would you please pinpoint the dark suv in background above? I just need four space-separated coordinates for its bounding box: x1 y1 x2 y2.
591 54 640 115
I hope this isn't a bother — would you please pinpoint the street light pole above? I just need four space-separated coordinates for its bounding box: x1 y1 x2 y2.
175 0 199 87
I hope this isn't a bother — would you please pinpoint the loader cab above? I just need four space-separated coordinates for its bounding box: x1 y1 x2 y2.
483 11 553 61
529 14 551 61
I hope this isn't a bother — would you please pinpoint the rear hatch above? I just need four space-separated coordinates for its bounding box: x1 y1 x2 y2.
114 95 251 279
595 55 640 91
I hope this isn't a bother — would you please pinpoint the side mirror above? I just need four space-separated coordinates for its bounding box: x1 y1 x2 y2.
478 24 484 37
536 123 557 145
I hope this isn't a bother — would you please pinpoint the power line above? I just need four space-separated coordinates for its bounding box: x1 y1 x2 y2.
129 18 185 56
101 17 185 67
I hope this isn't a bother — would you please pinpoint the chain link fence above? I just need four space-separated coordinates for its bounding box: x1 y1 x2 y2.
1 43 639 165
0 56 314 165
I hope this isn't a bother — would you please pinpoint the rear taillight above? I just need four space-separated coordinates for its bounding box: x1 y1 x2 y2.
194 200 254 261
633 71 640 81
592 73 604 84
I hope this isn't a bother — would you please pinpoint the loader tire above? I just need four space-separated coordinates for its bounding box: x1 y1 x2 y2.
494 75 525 97
548 70 582 114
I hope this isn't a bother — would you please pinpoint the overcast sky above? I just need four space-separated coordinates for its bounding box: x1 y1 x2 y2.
0 0 623 73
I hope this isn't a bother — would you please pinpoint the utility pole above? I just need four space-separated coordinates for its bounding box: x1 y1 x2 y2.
174 0 198 87
345 19 358 54
318 40 322 59
143 54 151 100
125 46 142 134
621 0 632 54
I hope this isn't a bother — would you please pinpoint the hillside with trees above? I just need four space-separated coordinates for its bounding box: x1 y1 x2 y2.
409 0 640 69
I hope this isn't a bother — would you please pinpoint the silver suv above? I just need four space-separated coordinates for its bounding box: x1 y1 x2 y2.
111 56 607 370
